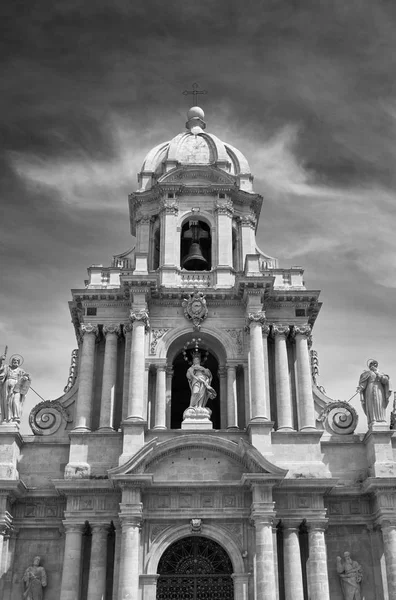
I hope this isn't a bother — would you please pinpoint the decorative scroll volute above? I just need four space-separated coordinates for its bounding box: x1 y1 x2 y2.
29 400 72 436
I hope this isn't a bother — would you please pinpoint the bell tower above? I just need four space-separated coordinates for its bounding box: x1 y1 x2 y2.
128 106 277 288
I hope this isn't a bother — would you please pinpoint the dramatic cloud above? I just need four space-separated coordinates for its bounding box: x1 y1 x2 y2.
1 0 396 432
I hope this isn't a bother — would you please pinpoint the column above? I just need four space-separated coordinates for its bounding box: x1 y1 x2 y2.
112 520 122 600
381 521 396 599
293 325 316 430
244 363 251 423
140 574 159 600
154 364 167 429
165 366 173 428
99 325 120 430
122 323 133 421
283 523 304 600
272 523 280 600
263 325 271 417
118 518 141 599
60 523 84 600
87 524 108 600
218 366 227 429
145 363 151 426
248 311 269 421
128 310 149 420
226 364 238 429
255 518 277 600
74 324 98 431
215 201 233 266
306 522 330 600
273 325 293 431
232 573 249 600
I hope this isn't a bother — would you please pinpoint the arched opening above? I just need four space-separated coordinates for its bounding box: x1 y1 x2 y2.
171 350 220 429
180 219 212 271
156 536 234 600
151 222 161 270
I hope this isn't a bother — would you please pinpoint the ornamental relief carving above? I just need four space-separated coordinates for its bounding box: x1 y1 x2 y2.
150 329 170 355
225 329 243 355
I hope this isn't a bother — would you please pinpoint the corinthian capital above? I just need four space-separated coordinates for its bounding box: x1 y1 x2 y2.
245 311 266 333
272 324 290 337
292 325 311 338
215 198 234 217
103 324 121 337
130 309 150 331
80 324 99 337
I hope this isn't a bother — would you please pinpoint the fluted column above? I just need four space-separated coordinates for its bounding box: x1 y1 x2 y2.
293 325 316 430
128 310 149 420
60 523 84 600
255 517 278 600
99 325 120 430
273 325 293 431
154 364 167 429
226 363 238 430
381 521 396 599
247 311 269 421
283 523 304 600
306 522 330 600
75 324 98 431
87 524 108 600
165 366 173 428
218 366 227 429
118 518 141 599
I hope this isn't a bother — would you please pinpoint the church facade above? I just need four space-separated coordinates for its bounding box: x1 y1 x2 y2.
0 106 395 600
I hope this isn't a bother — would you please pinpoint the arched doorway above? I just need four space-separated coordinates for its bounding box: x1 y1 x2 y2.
156 536 234 599
171 351 220 429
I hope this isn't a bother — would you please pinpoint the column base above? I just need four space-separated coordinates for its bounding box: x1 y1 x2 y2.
227 426 239 432
72 426 92 433
97 426 115 433
153 425 167 430
277 427 295 432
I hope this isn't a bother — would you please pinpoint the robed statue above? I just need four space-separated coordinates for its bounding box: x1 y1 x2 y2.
0 353 31 424
336 552 362 600
22 556 47 600
357 359 391 426
186 352 216 409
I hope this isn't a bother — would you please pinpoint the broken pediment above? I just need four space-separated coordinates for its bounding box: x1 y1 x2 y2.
109 435 287 485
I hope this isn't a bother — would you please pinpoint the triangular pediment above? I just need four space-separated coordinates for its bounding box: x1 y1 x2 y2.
109 435 287 484
158 165 236 187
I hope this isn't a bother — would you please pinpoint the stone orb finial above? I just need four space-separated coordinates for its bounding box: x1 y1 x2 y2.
187 106 205 120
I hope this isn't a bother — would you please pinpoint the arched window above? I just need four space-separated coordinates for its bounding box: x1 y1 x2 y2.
180 219 212 271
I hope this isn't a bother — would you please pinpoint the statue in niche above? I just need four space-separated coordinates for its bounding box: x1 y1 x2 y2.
186 351 216 410
357 359 391 426
22 556 47 600
0 352 31 424
336 552 363 600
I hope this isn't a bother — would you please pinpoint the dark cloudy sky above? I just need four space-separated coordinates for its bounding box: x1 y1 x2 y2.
1 0 396 433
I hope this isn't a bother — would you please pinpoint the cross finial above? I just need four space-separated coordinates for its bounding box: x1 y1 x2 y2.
182 83 208 105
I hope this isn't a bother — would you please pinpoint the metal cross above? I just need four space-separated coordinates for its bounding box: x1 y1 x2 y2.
182 83 208 104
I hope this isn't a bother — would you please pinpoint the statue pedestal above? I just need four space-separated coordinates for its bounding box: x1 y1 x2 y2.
181 407 213 430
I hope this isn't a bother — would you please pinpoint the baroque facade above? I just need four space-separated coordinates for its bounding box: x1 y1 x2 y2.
0 105 395 600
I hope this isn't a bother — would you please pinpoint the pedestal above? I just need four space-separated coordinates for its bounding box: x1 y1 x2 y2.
181 407 213 430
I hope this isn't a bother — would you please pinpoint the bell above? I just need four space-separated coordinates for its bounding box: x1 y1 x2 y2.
182 241 208 270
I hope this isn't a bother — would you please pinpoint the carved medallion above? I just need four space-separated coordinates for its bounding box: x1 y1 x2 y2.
182 291 208 330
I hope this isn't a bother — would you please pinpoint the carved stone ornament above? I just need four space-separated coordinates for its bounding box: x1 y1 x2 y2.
150 329 170 354
22 556 47 599
215 198 234 217
318 401 358 435
63 349 79 393
245 311 266 332
80 323 99 337
130 310 150 331
272 324 290 337
29 399 72 436
190 518 202 533
103 324 121 337
182 291 208 330
293 325 311 338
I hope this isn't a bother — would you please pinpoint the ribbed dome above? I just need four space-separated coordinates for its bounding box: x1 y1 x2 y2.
138 107 252 191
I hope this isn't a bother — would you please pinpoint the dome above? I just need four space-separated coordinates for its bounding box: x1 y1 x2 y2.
138 107 252 191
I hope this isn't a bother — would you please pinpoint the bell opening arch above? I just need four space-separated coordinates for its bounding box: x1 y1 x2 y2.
180 216 212 271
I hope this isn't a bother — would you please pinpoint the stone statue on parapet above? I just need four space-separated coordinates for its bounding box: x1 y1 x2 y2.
0 350 31 425
22 556 47 600
357 359 391 427
336 552 362 600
